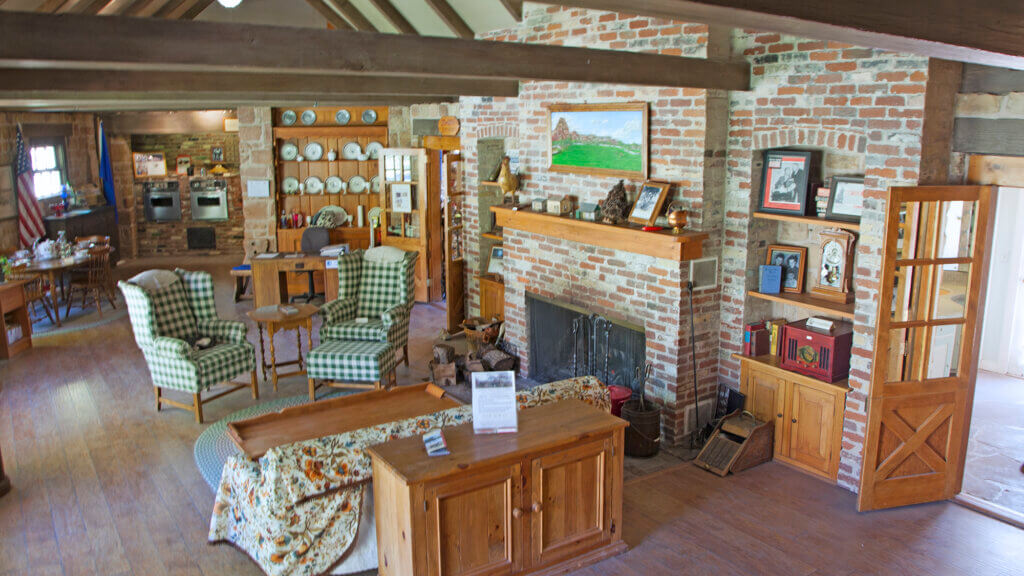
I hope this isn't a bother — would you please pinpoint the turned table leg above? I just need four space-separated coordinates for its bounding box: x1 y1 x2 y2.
268 324 279 392
256 323 267 382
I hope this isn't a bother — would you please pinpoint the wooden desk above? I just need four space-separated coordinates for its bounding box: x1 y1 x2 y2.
0 280 32 359
251 254 339 308
369 400 628 576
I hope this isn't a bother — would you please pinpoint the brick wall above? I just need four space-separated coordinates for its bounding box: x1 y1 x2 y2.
460 5 722 444
719 32 930 491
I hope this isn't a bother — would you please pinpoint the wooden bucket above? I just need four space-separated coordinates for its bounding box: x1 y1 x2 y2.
621 399 661 458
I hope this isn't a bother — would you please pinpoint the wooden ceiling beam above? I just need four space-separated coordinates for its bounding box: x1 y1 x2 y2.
305 0 353 30
422 0 473 39
496 0 523 22
73 0 116 14
0 11 749 90
179 0 213 20
36 0 71 13
153 0 193 19
0 69 520 97
535 0 1024 70
328 0 376 32
0 96 457 112
365 0 416 34
119 0 161 17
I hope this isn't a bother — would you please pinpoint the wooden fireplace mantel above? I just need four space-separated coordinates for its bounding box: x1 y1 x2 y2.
491 206 708 261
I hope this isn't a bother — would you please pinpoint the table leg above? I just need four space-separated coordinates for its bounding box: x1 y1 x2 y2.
295 327 303 371
50 270 61 328
268 324 279 392
256 324 267 382
305 318 313 371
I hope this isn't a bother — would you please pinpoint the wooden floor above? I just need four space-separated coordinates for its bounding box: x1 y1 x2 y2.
1 256 1022 576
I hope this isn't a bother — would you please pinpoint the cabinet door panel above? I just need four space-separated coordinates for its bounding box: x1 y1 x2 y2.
745 369 786 451
425 464 521 576
529 438 612 568
788 383 836 475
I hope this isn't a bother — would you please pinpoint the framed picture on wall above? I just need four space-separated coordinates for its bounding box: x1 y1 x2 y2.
176 155 191 175
757 149 818 216
628 181 671 225
390 183 413 213
548 102 648 179
766 244 807 293
132 152 167 178
211 146 225 163
487 245 504 276
826 176 865 223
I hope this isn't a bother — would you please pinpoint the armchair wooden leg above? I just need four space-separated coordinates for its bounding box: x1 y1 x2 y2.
308 378 316 401
250 370 259 400
154 387 162 411
193 393 204 424
403 345 409 367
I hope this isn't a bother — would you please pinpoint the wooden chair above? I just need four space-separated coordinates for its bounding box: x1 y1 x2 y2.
75 235 110 247
7 264 55 324
65 246 117 317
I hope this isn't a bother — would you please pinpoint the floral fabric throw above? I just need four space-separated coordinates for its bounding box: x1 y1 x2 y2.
209 377 611 576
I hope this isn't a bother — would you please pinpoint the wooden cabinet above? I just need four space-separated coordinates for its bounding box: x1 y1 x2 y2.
44 206 119 257
369 400 627 576
276 227 372 298
478 274 505 321
737 354 848 481
0 280 32 359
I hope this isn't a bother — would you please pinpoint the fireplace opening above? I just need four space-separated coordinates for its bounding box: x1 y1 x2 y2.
527 293 645 387
187 227 216 250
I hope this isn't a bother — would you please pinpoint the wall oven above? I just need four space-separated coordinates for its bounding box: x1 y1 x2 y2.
143 181 181 222
190 179 228 221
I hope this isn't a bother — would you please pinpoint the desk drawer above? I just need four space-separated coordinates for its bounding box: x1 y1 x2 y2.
1 285 26 312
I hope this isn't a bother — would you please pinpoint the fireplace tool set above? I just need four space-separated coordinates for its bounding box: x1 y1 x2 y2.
571 314 613 382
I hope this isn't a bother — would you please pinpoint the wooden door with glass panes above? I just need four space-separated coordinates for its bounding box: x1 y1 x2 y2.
379 148 439 303
858 186 996 511
443 150 466 333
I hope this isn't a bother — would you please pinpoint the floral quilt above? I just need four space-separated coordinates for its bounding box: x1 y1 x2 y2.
208 377 611 576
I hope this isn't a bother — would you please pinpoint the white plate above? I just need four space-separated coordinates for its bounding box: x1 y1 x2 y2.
280 142 298 161
342 142 362 160
304 176 324 194
304 142 324 161
281 110 297 126
282 177 300 194
325 176 345 194
300 110 317 125
365 141 384 160
370 175 381 193
335 109 351 125
348 175 368 194
320 205 350 226
361 109 377 124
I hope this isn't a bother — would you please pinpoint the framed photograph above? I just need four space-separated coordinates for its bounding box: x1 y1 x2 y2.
210 146 225 163
132 152 167 178
758 150 816 215
176 155 191 175
487 245 504 276
826 176 865 223
628 180 671 225
548 102 648 179
390 183 413 213
765 244 807 293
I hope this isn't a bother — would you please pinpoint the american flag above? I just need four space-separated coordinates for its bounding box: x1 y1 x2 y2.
16 125 46 248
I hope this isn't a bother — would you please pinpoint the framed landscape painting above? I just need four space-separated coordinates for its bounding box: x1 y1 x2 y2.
548 102 648 179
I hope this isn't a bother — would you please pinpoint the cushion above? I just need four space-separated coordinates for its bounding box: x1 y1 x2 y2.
307 340 397 383
356 259 406 318
194 342 254 389
336 250 363 301
128 269 180 293
363 246 406 263
150 280 198 342
320 319 387 342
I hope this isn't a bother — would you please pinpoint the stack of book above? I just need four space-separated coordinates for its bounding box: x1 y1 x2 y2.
815 185 831 217
744 319 789 357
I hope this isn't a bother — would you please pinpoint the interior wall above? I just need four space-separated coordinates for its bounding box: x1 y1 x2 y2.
980 188 1024 374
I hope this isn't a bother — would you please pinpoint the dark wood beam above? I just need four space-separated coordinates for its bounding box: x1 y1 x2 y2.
0 96 457 112
496 0 523 21
0 11 750 90
365 0 416 34
0 69 520 97
120 0 161 17
954 118 1024 156
180 0 214 20
961 64 1024 94
305 0 353 30
74 0 115 14
101 111 237 135
36 0 70 13
329 0 376 32
154 0 192 19
534 0 1024 70
422 0 474 39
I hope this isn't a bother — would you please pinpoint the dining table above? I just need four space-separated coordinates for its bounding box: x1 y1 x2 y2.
18 249 111 328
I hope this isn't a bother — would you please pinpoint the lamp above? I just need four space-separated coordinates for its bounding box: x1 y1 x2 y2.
217 0 242 7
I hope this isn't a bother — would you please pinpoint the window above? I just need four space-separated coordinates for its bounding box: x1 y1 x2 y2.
29 139 67 199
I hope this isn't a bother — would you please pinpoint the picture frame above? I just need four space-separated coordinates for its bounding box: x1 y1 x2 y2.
765 244 807 293
758 149 818 216
211 146 225 163
628 180 671 226
826 176 865 223
132 152 167 178
176 155 191 175
487 245 504 276
548 102 648 179
390 183 413 213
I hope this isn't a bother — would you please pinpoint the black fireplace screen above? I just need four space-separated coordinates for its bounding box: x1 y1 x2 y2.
527 293 645 388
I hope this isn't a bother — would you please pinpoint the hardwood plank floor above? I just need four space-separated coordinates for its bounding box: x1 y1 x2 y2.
1 256 1021 576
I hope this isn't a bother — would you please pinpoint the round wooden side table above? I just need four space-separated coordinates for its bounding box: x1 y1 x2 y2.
247 304 318 392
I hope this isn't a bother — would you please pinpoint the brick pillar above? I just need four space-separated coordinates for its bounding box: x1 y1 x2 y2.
238 106 278 251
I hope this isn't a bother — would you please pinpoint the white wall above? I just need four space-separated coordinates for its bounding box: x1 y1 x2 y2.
980 187 1024 374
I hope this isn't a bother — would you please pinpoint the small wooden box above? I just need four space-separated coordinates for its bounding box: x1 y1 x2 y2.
546 196 572 215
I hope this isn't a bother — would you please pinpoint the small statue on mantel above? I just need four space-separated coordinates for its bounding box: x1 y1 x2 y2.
601 179 629 224
496 156 519 201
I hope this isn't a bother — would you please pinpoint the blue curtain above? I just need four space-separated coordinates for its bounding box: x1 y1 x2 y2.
98 120 118 223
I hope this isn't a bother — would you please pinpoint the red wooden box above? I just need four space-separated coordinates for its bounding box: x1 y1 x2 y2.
780 319 853 382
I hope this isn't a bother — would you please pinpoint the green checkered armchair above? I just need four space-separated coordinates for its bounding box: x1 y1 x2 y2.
319 247 418 364
118 269 258 423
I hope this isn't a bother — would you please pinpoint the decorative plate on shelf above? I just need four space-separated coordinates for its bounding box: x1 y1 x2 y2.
335 109 351 125
282 177 300 194
281 110 297 126
347 175 368 194
325 176 345 194
318 205 350 227
279 142 299 161
342 142 362 160
300 109 317 125
304 142 324 161
304 176 324 194
370 175 381 193
361 109 378 124
365 141 384 160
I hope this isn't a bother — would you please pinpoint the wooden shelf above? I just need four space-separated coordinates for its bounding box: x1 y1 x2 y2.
277 159 377 164
753 212 860 232
492 206 708 262
746 290 855 320
480 180 500 186
273 126 388 138
731 353 851 392
481 232 503 241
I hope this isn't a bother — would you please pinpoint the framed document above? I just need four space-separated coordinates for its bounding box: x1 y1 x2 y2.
471 371 517 434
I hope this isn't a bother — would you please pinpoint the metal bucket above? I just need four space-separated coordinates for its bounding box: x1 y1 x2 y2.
621 399 661 457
